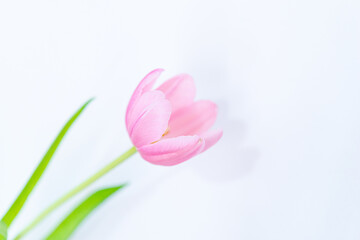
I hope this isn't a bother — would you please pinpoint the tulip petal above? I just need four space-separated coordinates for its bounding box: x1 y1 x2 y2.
138 136 205 166
166 100 218 138
157 74 196 112
126 69 164 127
127 90 166 133
201 129 223 153
130 98 171 148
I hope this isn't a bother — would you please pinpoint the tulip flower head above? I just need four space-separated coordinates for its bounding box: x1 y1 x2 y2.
126 69 222 166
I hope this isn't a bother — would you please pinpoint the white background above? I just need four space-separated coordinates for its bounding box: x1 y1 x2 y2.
1 0 360 239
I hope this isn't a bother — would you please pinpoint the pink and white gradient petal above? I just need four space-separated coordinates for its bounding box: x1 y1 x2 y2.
157 74 196 112
200 129 223 153
166 100 218 138
138 136 205 166
126 68 164 127
126 90 166 134
130 98 171 148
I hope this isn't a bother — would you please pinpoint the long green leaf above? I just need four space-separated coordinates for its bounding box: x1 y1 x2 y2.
46 185 126 240
1 98 94 227
0 221 7 240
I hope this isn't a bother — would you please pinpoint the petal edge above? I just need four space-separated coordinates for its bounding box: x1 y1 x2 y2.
126 69 164 128
138 135 204 166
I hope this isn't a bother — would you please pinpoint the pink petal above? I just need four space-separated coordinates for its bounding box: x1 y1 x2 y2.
126 69 164 128
166 100 218 138
157 74 196 112
138 136 205 166
200 129 223 153
130 98 171 148
126 90 165 133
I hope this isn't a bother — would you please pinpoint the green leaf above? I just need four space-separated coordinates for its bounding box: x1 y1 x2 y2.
1 98 94 227
0 221 7 240
45 185 126 240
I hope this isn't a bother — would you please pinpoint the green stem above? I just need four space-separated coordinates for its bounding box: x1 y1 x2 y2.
14 146 137 240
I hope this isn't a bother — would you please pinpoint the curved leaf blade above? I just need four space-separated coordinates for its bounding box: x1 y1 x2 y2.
1 98 94 227
0 221 7 240
46 185 126 240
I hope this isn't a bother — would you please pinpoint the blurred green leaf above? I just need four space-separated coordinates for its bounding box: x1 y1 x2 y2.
0 221 7 240
1 98 94 227
46 185 126 240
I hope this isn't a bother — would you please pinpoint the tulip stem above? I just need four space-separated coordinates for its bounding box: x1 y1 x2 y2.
14 146 137 240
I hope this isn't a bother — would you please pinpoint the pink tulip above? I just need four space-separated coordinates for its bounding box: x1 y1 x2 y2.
126 69 222 166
